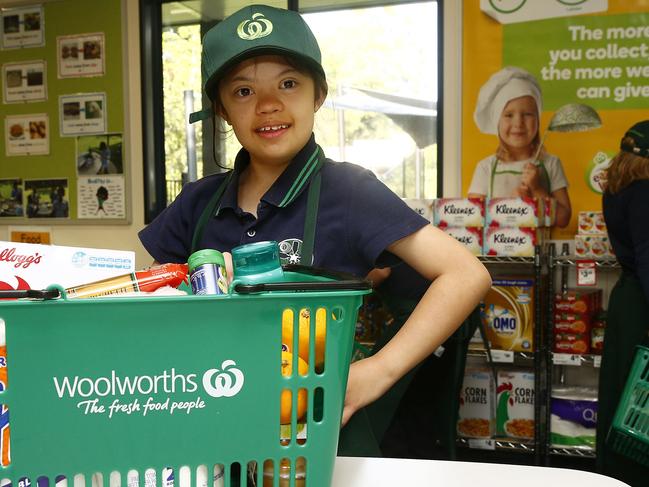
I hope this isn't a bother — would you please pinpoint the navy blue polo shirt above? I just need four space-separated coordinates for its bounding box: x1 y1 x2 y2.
139 134 429 279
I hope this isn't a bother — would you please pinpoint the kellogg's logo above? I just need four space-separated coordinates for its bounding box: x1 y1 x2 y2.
0 247 42 269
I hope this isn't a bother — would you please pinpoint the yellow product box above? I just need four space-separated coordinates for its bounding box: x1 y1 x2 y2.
457 367 495 439
481 278 535 352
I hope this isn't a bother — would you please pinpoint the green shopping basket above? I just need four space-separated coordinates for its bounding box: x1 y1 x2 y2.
0 265 370 487
608 345 649 467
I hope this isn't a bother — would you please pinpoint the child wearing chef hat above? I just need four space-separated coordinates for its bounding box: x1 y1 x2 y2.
467 66 571 228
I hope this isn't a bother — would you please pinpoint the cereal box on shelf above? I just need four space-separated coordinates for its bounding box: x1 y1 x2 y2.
433 198 485 228
574 234 614 259
496 370 535 439
0 241 135 291
457 367 495 439
485 197 543 227
481 278 534 352
440 227 483 255
483 226 540 257
578 211 607 235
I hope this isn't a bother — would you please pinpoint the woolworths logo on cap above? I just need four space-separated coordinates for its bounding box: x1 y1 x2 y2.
52 360 245 419
237 12 273 40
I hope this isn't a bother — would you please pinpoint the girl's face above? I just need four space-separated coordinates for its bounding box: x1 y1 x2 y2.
218 55 324 168
498 96 539 158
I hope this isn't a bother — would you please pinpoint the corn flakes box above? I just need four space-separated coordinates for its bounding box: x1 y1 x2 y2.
457 367 495 439
496 370 535 439
433 198 485 227
481 278 534 352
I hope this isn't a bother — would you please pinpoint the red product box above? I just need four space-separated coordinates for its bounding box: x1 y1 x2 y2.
554 333 590 355
553 314 592 335
554 288 602 316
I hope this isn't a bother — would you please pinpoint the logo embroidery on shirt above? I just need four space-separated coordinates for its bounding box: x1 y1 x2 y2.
279 238 304 265
237 13 273 40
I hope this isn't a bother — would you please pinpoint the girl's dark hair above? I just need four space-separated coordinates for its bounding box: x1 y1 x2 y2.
209 55 328 170
604 136 649 194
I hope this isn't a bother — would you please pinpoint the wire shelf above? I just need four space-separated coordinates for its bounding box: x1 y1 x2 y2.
549 446 596 458
553 255 620 268
457 437 535 453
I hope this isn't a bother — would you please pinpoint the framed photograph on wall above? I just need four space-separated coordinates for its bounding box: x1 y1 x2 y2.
57 32 105 78
1 5 45 49
2 60 47 103
24 178 69 219
59 92 106 136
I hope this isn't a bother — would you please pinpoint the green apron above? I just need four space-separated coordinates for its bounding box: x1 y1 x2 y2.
597 272 649 486
190 159 417 457
488 156 551 198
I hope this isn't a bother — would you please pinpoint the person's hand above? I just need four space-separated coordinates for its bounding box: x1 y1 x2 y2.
515 182 532 198
341 356 395 427
365 267 391 288
521 162 542 192
223 251 234 284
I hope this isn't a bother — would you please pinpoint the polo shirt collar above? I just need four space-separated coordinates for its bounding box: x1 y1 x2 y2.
215 134 322 215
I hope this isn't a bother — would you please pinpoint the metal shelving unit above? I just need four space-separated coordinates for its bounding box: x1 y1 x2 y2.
548 446 596 458
457 437 535 454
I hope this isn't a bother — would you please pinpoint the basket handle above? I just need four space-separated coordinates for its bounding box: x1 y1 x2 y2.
0 287 61 300
233 264 371 294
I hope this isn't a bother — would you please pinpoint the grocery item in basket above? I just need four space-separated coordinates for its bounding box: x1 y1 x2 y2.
440 227 483 255
457 367 495 438
263 457 306 487
282 308 326 367
550 387 597 449
280 352 308 424
65 263 188 299
482 226 540 257
481 278 534 352
496 370 535 439
433 198 485 227
188 249 228 295
232 241 284 284
485 197 543 227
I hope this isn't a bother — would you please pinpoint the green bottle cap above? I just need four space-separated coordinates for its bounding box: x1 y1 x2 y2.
232 241 283 280
188 249 226 273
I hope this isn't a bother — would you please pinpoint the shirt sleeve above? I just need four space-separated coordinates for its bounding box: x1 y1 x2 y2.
343 165 430 268
629 184 649 303
467 157 492 196
545 155 569 193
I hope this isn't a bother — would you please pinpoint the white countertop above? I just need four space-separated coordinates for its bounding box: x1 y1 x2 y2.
332 457 630 487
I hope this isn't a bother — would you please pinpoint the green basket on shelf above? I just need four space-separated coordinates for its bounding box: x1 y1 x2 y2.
0 265 370 487
608 345 649 467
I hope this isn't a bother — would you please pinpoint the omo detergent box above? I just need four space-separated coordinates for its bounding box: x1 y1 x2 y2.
481 278 535 352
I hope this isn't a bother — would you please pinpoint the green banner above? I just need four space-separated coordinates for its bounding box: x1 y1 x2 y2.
504 13 649 110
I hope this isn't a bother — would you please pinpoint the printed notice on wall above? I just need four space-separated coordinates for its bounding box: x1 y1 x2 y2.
57 32 105 78
5 113 49 156
2 60 47 103
1 5 44 49
77 175 125 219
59 92 106 136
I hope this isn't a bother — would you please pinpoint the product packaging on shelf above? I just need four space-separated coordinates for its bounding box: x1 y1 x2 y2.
554 332 591 354
496 370 535 439
553 288 602 355
577 211 607 235
432 198 485 228
550 387 598 449
440 227 483 255
482 226 541 257
0 240 135 291
485 197 544 228
403 198 434 222
480 278 535 352
574 234 615 259
457 367 495 439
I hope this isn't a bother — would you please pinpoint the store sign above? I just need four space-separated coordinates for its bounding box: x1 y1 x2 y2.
481 0 608 24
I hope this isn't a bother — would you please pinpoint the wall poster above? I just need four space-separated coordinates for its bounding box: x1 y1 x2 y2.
57 32 105 78
4 113 49 156
0 4 44 49
2 60 47 103
59 92 106 136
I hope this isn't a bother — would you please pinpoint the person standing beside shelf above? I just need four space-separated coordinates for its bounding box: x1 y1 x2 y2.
467 66 572 228
138 4 491 456
597 120 649 487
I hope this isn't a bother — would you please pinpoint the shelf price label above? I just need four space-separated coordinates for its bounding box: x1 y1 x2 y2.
489 349 515 363
576 260 597 286
553 353 582 366
593 355 602 368
468 438 496 450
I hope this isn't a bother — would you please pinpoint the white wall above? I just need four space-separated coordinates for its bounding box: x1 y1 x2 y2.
0 0 152 268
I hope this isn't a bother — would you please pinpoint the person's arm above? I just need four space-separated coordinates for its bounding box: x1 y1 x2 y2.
341 225 492 425
550 187 571 228
521 162 571 228
630 185 649 303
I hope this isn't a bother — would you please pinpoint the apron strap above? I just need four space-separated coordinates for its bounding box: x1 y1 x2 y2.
489 156 553 197
191 171 233 254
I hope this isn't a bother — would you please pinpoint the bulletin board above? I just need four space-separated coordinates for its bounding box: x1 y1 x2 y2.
0 0 128 223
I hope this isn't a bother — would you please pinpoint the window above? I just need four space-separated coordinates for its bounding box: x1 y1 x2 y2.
141 0 441 222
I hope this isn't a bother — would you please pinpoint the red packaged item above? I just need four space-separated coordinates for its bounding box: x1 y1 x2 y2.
553 314 591 335
554 288 602 316
554 333 590 355
65 263 188 299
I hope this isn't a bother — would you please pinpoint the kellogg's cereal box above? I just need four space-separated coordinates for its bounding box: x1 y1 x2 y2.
433 198 485 228
496 370 535 439
440 227 483 255
457 367 495 439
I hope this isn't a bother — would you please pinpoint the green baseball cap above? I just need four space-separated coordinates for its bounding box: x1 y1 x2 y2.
189 4 324 123
621 120 649 159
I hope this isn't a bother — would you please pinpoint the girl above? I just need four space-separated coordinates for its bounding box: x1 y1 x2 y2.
139 4 491 454
468 66 572 228
597 120 649 487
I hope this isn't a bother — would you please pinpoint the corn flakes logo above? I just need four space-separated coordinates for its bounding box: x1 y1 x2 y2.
237 13 273 40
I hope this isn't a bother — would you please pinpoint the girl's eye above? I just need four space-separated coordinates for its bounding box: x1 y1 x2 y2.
281 79 297 89
235 87 252 97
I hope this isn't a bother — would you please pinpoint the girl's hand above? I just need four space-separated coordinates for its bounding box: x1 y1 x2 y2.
341 356 395 427
521 162 542 191
223 251 234 284
515 182 532 198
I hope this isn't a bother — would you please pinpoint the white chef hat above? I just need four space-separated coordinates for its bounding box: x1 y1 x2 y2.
474 66 542 135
